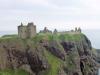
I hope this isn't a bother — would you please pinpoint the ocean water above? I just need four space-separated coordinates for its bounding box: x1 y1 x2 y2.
0 31 17 37
83 30 100 49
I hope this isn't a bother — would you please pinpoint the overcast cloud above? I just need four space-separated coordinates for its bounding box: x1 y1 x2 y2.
0 0 100 31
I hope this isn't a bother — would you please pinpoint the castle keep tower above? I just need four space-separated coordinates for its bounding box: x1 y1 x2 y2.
18 22 36 39
27 23 36 38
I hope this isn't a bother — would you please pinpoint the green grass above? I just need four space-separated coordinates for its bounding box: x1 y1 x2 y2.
64 50 79 72
59 33 83 41
32 33 53 42
2 34 18 38
66 54 76 70
0 36 19 42
43 50 62 75
32 33 84 43
0 32 85 75
0 69 29 75
0 33 84 43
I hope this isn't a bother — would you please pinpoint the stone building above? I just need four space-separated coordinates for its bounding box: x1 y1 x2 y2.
40 27 52 33
77 27 81 33
53 29 58 34
75 27 81 33
18 22 36 39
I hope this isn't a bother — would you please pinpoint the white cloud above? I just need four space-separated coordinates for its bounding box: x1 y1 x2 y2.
16 0 49 6
0 0 100 49
80 0 100 15
80 0 100 9
0 0 100 31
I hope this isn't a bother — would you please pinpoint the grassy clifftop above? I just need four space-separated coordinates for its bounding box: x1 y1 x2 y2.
33 33 84 42
0 33 84 45
0 69 29 75
0 33 96 75
0 33 83 41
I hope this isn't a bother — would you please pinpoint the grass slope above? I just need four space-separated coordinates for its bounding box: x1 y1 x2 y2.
0 69 29 75
43 50 62 75
33 33 84 43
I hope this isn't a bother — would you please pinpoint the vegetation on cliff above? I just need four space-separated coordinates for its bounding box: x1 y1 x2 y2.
33 33 84 42
0 33 98 75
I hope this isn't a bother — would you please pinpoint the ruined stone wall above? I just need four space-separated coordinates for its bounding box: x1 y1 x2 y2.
27 24 36 38
57 31 81 35
18 26 28 39
18 23 36 39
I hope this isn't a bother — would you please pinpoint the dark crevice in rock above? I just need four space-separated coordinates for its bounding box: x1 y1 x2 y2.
80 61 84 75
83 35 92 50
44 46 65 61
61 42 74 53
63 67 69 74
3 45 28 68
73 72 79 75
77 46 84 56
26 47 48 75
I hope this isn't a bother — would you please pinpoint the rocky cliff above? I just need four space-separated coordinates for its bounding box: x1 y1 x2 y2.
0 33 99 75
95 49 100 63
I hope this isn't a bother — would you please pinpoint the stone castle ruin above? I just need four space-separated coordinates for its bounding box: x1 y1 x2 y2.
18 22 81 39
40 27 52 33
53 27 81 34
18 22 36 39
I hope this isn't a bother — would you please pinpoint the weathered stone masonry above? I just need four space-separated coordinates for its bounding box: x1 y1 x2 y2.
18 22 81 39
18 22 36 39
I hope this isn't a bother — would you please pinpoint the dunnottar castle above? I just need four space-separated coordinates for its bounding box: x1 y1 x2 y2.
18 22 81 39
18 22 36 39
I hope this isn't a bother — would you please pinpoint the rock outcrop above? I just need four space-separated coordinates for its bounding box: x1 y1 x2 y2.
0 33 99 75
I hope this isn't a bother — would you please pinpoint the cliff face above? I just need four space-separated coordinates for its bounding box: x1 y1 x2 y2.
95 49 100 63
0 33 98 75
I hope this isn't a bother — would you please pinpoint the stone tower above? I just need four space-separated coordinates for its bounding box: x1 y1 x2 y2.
18 22 36 39
78 27 81 33
75 27 78 32
53 29 57 34
18 23 27 39
27 23 36 38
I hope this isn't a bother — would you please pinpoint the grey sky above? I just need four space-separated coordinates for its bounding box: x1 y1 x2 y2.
0 0 100 31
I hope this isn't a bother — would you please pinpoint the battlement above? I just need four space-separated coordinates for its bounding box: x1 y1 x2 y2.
40 27 52 33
